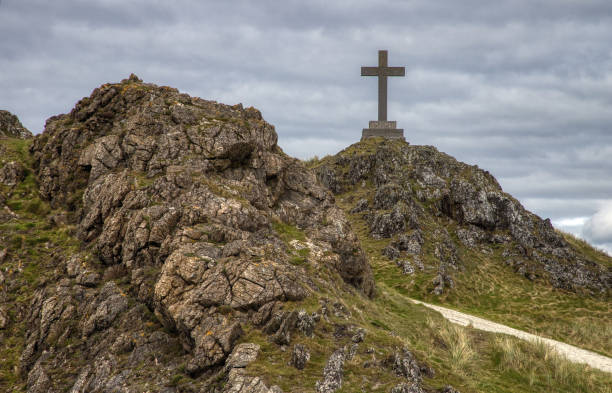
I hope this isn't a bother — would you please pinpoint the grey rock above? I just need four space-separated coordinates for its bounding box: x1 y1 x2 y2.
223 340 276 393
433 230 460 269
75 270 101 287
225 343 261 370
348 156 373 185
432 268 454 295
391 383 424 393
296 310 316 337
290 344 310 370
368 205 406 238
0 161 25 186
224 369 279 393
262 307 286 335
65 256 82 278
456 226 486 248
416 166 446 188
413 256 424 270
25 76 376 386
351 327 366 343
317 165 341 194
385 347 424 383
110 333 135 355
271 310 298 345
0 110 32 138
26 362 50 393
344 343 358 360
81 282 128 337
350 198 369 213
0 306 8 329
321 140 611 293
393 231 424 255
373 183 409 210
252 301 279 327
383 245 400 260
315 348 346 393
0 76 374 392
396 260 415 275
331 301 351 319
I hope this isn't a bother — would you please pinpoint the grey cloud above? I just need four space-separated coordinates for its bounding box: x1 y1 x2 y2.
583 203 612 244
1 0 612 245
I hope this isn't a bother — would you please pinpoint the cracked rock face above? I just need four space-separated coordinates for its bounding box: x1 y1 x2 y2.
20 75 374 391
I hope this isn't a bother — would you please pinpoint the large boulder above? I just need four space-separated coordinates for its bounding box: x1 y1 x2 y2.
20 75 375 390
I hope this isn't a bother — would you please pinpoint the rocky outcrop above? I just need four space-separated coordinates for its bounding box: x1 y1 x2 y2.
17 75 374 391
0 110 32 139
316 139 611 294
315 347 346 393
0 161 26 186
290 343 310 370
224 343 283 393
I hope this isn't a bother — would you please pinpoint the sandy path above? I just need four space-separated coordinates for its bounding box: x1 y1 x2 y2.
410 299 612 373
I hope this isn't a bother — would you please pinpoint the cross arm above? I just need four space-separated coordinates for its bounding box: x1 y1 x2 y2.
361 66 406 76
361 67 379 76
385 67 405 76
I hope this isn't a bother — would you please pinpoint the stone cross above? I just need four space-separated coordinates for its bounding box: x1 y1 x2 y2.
361 50 406 141
361 50 405 121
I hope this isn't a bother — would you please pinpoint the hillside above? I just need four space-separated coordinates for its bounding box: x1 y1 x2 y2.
311 138 611 357
0 77 610 393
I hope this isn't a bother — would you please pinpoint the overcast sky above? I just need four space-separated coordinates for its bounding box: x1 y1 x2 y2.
1 0 611 253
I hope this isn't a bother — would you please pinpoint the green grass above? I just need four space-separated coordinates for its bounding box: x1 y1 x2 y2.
239 276 612 393
347 201 612 358
0 138 83 392
0 138 32 166
272 221 307 243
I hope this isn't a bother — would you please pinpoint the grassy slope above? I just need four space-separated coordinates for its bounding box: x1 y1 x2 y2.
241 269 612 393
246 206 612 393
0 138 83 392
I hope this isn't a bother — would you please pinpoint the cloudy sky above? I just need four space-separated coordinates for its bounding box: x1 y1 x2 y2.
1 0 611 253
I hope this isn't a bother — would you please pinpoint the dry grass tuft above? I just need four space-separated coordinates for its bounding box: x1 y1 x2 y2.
492 336 608 391
427 317 475 374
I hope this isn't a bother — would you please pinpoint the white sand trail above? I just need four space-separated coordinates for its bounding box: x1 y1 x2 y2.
410 299 612 374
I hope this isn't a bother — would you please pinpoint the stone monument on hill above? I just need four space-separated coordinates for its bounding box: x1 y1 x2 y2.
361 50 405 140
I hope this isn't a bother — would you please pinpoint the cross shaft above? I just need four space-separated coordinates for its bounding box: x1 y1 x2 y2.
361 50 405 121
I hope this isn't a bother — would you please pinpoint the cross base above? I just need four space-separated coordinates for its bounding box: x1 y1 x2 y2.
361 121 405 141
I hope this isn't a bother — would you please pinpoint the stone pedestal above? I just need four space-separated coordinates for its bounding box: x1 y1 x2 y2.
361 121 405 141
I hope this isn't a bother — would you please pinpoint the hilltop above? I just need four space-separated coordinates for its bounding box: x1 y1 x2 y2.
310 138 611 356
0 76 610 393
